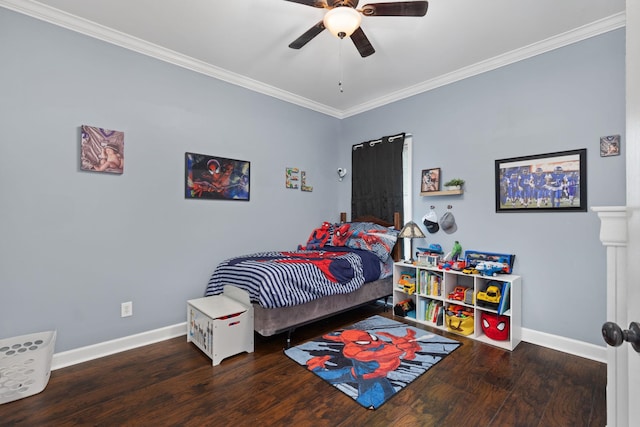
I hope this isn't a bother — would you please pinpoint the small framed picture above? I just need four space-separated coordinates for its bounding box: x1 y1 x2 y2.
80 125 124 174
600 135 620 157
421 168 441 193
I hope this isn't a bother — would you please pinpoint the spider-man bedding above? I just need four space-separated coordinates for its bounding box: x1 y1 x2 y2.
204 221 399 309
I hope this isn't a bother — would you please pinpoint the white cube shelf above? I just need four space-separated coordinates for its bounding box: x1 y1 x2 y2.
392 262 521 351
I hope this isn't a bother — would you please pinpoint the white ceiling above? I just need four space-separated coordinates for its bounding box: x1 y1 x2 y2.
1 0 626 118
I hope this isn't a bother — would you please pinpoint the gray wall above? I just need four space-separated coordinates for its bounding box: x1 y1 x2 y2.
339 29 626 345
0 9 341 352
0 8 625 351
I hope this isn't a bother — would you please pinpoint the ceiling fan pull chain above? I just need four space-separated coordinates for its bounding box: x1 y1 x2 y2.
338 40 344 93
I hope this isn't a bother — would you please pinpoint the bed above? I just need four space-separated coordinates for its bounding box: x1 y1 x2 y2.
204 212 402 345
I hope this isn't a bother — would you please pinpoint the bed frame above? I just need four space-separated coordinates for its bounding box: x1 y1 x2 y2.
222 212 402 346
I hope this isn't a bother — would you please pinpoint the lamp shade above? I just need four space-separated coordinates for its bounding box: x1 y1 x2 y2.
323 7 362 39
398 221 426 239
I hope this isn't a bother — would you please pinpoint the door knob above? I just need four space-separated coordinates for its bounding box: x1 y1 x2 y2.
602 321 640 353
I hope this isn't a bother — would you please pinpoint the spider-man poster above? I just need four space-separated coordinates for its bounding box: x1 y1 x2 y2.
185 152 250 201
285 315 461 410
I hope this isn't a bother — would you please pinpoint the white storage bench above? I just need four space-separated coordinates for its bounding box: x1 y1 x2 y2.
187 287 254 366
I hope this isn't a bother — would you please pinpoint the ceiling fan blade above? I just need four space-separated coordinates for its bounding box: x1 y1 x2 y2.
361 1 428 16
350 27 375 58
284 0 328 8
289 21 326 50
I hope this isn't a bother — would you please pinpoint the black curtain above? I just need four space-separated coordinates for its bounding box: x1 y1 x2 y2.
351 133 405 223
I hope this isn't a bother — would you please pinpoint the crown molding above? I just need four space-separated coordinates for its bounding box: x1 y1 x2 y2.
341 11 626 118
0 0 344 118
0 1 625 119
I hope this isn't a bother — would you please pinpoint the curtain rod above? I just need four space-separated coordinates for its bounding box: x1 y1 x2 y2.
352 133 411 150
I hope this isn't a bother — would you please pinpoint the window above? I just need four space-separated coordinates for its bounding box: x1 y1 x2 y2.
402 135 413 260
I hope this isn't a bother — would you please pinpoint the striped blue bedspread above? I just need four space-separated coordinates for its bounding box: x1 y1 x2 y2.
204 247 386 308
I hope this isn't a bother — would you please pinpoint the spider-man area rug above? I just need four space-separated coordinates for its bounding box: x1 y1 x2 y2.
284 315 461 410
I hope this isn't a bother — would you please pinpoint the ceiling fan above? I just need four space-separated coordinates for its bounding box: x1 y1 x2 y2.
286 0 429 58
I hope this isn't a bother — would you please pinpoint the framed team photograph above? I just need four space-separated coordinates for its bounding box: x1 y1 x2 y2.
421 168 441 193
185 152 250 201
495 149 587 213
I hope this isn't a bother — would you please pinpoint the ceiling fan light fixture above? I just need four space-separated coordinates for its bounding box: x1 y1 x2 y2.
323 7 362 39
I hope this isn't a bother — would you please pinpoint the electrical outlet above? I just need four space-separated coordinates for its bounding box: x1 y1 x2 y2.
121 301 133 318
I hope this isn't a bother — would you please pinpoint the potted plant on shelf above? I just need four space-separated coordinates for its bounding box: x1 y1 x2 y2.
443 178 465 191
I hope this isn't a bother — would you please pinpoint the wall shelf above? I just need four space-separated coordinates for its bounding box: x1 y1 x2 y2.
420 189 463 197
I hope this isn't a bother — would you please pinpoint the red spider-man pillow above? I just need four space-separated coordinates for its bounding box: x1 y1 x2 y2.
332 222 399 262
298 222 335 250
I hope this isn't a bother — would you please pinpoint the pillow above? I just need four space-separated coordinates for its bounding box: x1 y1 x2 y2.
331 222 399 261
298 222 335 250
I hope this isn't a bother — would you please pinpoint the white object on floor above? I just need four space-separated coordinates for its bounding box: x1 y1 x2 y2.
187 290 254 366
0 330 56 404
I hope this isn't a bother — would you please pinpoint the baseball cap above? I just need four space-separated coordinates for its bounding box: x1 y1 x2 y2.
422 210 439 234
440 211 457 234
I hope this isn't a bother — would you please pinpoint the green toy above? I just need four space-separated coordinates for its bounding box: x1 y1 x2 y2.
451 241 462 260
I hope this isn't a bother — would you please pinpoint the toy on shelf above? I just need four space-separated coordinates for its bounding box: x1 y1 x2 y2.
438 241 466 271
447 286 473 304
476 283 501 309
451 241 462 259
398 274 416 294
438 258 467 271
475 261 509 277
444 240 463 261
481 312 510 341
450 259 466 270
394 299 416 318
448 286 466 301
464 250 515 274
445 304 474 335
416 244 443 267
446 304 473 318
462 266 479 275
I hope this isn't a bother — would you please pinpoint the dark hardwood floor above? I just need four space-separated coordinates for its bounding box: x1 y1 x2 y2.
0 304 606 426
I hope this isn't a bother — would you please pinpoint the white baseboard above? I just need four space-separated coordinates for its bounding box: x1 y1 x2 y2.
50 323 606 370
522 327 606 363
51 322 186 370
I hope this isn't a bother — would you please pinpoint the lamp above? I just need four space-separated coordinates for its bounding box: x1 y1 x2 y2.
323 7 362 39
398 221 426 264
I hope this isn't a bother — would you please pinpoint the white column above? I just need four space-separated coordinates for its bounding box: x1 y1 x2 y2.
592 206 628 427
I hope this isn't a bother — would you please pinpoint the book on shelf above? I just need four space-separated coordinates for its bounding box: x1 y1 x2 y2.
436 305 444 326
428 272 442 297
419 299 427 318
431 303 442 323
423 300 443 323
419 270 427 294
498 281 511 315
